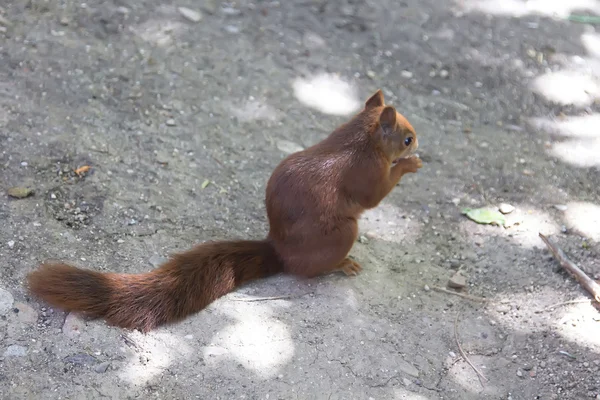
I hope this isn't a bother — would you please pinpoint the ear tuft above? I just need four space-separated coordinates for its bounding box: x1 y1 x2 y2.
379 106 396 129
365 90 385 109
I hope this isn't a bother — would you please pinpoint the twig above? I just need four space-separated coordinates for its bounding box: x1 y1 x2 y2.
454 310 488 387
535 299 593 313
432 286 490 303
539 233 600 303
230 295 293 302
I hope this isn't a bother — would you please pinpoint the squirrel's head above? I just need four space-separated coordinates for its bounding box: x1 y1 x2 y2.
364 89 418 163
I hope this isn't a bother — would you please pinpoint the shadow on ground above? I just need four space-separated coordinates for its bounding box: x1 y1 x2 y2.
1 0 599 399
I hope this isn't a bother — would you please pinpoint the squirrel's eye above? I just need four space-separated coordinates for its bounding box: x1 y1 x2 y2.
404 137 413 146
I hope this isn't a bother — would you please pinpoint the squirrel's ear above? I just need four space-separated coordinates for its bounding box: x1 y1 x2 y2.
379 106 396 130
365 89 384 109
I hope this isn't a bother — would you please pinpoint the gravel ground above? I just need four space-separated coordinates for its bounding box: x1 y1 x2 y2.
1 0 599 399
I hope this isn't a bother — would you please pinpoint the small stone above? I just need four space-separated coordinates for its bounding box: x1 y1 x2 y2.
529 369 536 378
366 70 376 79
400 70 413 79
451 198 460 206
63 312 85 338
0 288 15 315
358 235 369 244
178 7 203 22
94 361 111 373
276 140 304 155
8 187 34 199
165 119 176 126
540 361 547 368
553 204 568 211
523 364 532 371
449 351 456 358
20 161 28 167
59 17 69 25
14 302 37 324
7 240 15 249
423 285 430 292
3 345 27 357
516 369 523 377
149 255 168 268
499 203 515 214
449 259 460 269
439 69 449 78
447 272 466 289
402 377 412 386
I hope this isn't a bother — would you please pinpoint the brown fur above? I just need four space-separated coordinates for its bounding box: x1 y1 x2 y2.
26 89 422 332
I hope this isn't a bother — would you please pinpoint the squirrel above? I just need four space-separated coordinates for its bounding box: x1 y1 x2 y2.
26 89 422 332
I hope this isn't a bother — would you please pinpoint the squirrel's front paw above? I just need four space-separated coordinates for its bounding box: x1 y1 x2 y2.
400 155 423 172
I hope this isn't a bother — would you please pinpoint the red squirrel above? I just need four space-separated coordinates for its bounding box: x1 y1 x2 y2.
27 89 422 332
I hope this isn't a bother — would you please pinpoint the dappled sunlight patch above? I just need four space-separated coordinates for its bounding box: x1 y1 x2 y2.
582 32 600 59
458 205 560 249
119 331 192 385
457 0 600 18
358 202 422 244
292 73 361 116
204 300 294 379
531 71 600 107
549 137 600 168
564 201 600 241
553 303 600 351
529 113 600 167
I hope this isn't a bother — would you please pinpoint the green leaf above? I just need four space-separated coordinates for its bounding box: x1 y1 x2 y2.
567 14 600 24
201 179 210 189
461 207 506 226
7 187 34 199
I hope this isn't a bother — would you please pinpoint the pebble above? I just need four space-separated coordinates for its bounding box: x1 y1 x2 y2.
439 69 449 78
540 361 547 368
358 235 369 244
449 351 456 358
447 272 466 289
423 285 430 292
276 140 304 155
499 203 515 214
366 70 376 79
3 345 27 357
553 204 568 211
449 259 460 269
94 361 111 373
0 288 15 315
400 70 413 79
62 312 85 338
165 119 176 126
7 240 15 249
516 369 523 377
402 377 412 386
178 7 202 22
13 302 37 324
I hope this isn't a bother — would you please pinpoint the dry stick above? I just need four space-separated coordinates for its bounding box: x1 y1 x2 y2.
539 233 600 303
454 310 488 387
230 295 293 302
431 286 490 303
535 299 593 314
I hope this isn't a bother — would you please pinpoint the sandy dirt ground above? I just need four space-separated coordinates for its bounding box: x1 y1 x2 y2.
1 0 600 399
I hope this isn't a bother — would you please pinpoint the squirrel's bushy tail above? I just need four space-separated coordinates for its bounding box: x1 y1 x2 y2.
27 240 282 332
